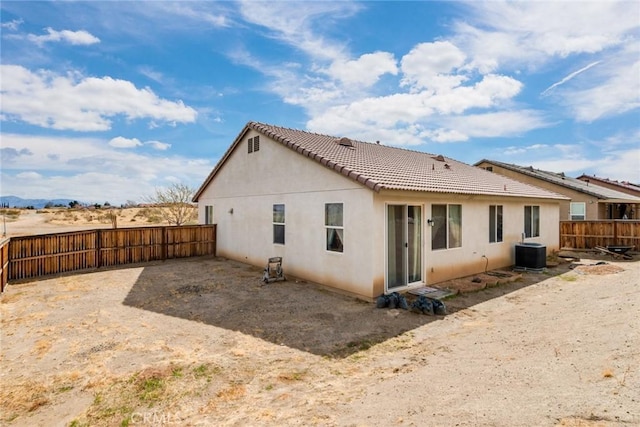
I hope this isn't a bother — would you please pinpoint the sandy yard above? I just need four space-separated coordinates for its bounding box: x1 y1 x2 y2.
1 207 186 238
1 247 638 426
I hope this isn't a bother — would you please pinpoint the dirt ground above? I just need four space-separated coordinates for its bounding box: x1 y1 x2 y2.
1 208 182 237
1 248 639 426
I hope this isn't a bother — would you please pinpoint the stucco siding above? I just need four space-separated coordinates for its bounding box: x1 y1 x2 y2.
197 130 378 298
197 134 562 299
374 191 560 286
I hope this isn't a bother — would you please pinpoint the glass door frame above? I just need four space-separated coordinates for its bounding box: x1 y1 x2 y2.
385 203 424 293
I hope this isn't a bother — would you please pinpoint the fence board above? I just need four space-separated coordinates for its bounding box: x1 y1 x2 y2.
560 220 640 250
1 238 9 292
3 225 216 285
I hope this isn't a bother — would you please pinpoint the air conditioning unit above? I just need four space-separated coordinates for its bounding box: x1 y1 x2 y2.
515 243 546 271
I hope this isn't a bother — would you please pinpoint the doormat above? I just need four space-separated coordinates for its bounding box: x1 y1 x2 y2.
408 286 456 300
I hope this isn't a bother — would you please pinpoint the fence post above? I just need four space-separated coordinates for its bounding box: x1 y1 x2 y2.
162 227 167 260
613 220 618 246
96 229 102 268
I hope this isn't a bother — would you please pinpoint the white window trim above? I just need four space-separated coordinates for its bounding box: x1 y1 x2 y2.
325 203 344 253
273 204 285 245
524 205 540 238
569 202 586 220
489 205 503 243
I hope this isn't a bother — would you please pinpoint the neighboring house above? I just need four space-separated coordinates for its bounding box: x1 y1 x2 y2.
576 174 640 198
476 160 640 221
194 122 567 300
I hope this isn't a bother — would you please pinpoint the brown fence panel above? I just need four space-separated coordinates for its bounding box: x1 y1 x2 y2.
99 227 165 267
560 220 640 250
8 230 98 280
5 225 216 284
1 238 9 292
166 225 217 259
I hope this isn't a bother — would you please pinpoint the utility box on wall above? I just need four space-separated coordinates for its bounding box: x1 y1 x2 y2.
515 242 546 271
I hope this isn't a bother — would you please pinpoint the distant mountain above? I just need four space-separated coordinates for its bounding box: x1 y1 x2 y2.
0 195 81 209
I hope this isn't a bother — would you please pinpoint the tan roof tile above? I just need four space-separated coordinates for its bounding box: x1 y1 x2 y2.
194 122 568 201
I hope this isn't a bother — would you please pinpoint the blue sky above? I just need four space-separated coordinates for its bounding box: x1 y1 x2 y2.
1 1 639 205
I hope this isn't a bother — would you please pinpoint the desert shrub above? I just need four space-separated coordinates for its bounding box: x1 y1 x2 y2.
0 209 21 219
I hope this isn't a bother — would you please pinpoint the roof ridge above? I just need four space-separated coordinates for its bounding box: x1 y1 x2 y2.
478 159 640 201
249 120 451 160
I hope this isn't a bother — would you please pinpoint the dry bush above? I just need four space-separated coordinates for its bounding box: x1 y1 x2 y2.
0 209 21 220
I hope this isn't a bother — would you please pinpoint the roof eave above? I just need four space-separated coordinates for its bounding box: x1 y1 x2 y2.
192 124 252 202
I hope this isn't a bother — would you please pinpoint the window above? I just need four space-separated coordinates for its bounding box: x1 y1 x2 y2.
570 202 586 220
325 203 343 252
273 204 285 244
524 205 540 238
489 205 503 243
248 136 260 153
431 204 462 250
205 205 214 225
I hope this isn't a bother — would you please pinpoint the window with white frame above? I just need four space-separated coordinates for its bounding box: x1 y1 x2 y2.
273 204 285 244
524 205 540 238
489 205 503 243
431 204 462 250
325 203 343 252
205 205 214 224
570 202 586 220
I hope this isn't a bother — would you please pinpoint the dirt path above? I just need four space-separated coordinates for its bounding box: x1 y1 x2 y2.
1 255 638 426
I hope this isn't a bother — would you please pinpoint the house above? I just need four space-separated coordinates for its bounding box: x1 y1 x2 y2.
475 160 640 221
194 122 567 300
576 174 640 198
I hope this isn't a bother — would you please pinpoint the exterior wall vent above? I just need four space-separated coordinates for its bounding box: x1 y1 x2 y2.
336 137 353 147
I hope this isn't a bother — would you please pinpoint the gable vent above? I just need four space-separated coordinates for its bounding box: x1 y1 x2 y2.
335 137 353 147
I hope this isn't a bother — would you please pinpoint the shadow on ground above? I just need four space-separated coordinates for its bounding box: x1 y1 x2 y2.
122 256 575 358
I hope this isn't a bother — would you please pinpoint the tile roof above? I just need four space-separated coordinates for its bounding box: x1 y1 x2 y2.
477 160 640 202
576 174 640 195
194 122 567 201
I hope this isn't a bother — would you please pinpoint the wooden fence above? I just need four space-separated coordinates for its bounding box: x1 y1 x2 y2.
1 225 216 288
560 220 640 250
1 238 9 293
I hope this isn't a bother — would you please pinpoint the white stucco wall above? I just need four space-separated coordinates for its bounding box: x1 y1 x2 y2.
372 191 560 286
197 130 378 298
198 130 562 299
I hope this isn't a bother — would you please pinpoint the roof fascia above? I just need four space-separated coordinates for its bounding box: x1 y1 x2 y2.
192 124 252 202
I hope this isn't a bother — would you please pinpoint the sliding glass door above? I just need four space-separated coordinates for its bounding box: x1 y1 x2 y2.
387 204 422 291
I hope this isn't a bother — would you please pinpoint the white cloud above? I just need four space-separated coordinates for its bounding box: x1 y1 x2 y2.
15 171 42 180
307 74 529 144
1 19 23 31
145 141 171 151
238 1 361 61
0 65 198 131
441 110 550 140
503 144 549 155
594 148 640 183
1 134 213 204
109 136 142 148
456 1 638 72
401 41 467 91
326 52 398 88
138 66 165 83
27 27 100 45
565 50 640 122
